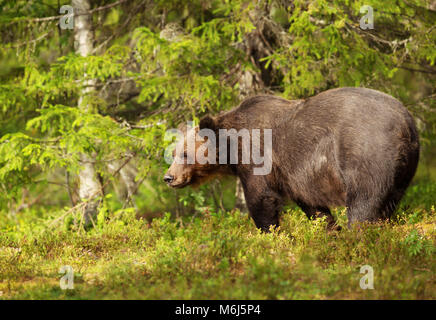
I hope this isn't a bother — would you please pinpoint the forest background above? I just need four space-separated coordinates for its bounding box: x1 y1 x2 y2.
0 0 434 299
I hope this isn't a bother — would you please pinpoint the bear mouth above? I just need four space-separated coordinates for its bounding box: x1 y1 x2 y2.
168 179 191 188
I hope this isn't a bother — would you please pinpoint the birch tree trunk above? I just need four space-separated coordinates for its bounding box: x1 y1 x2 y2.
235 179 247 212
73 0 102 225
107 159 138 208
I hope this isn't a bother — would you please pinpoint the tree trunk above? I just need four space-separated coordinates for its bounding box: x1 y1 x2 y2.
73 0 102 225
107 160 138 208
235 178 247 212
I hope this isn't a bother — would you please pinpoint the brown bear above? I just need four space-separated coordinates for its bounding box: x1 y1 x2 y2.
164 87 420 232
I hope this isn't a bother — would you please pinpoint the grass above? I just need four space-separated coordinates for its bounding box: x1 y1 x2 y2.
0 182 435 300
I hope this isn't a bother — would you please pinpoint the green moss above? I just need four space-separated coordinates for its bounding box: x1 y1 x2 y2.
0 201 434 300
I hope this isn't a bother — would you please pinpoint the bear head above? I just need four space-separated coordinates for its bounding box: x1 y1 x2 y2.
164 116 219 188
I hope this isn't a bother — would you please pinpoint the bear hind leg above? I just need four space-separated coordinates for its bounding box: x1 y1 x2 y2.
297 201 340 231
379 188 407 219
345 192 384 227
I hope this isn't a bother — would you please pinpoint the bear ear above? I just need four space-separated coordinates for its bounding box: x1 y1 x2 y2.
199 115 216 131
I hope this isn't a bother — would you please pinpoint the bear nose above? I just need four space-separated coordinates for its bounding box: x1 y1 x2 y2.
164 174 174 184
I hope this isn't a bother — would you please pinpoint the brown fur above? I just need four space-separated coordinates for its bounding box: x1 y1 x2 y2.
165 87 420 232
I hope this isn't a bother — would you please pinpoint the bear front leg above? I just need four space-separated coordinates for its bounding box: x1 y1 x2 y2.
247 196 281 232
243 188 282 232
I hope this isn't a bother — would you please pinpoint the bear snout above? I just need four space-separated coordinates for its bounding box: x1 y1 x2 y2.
164 174 175 184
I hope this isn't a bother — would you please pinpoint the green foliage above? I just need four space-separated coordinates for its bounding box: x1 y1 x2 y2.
400 180 436 210
0 0 435 300
0 205 434 299
403 228 434 257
